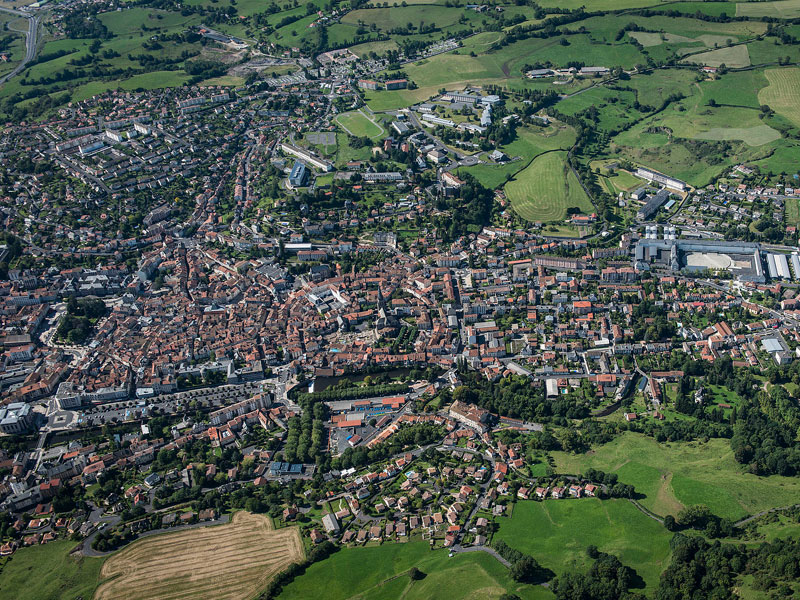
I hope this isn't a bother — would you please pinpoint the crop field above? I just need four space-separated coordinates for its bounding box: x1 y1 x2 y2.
0 540 103 600
95 512 304 600
336 110 384 139
552 432 800 521
736 0 800 17
279 540 550 600
682 43 751 67
758 67 800 128
505 151 593 222
494 499 672 590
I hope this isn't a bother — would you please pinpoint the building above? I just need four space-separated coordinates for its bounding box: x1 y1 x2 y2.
635 167 687 192
448 400 489 432
634 239 764 283
385 79 408 90
636 189 670 222
0 403 33 434
322 513 340 534
421 113 456 128
288 161 308 188
357 79 380 90
280 143 333 172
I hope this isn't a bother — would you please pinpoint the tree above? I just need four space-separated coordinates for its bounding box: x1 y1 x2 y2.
510 556 544 583
409 567 425 580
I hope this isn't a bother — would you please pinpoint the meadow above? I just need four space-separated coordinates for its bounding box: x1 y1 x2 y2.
494 499 672 590
95 512 303 600
551 432 800 521
0 540 103 600
736 0 800 18
505 151 594 222
279 540 550 600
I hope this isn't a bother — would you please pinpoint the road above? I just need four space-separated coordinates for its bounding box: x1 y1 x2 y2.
0 8 39 86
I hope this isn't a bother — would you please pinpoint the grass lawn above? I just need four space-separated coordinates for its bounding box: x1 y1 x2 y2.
552 432 800 521
279 541 550 600
682 44 751 68
494 499 672 591
336 110 384 139
505 151 593 222
0 540 103 600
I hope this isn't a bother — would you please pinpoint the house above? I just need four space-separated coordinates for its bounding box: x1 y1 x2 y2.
322 513 340 534
568 485 582 498
624 413 637 422
310 529 325 544
551 486 565 499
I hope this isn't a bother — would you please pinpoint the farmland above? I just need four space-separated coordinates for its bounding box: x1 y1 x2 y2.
505 151 593 222
552 432 800 521
95 512 303 600
759 68 800 128
279 541 550 600
0 540 103 600
494 499 673 591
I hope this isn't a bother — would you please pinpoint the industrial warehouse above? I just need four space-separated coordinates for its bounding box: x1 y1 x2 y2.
634 239 765 283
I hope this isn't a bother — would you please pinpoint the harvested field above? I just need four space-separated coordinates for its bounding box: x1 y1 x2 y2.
683 44 751 67
95 512 303 600
758 67 800 128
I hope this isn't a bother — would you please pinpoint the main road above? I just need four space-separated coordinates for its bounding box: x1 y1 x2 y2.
0 7 39 86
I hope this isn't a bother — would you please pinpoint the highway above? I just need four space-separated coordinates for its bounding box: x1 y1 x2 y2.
0 7 39 86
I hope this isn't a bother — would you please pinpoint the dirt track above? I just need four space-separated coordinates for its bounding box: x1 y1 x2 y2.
95 512 304 600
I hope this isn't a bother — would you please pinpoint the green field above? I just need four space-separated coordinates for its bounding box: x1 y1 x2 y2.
736 0 800 18
494 499 672 591
279 541 550 600
0 540 103 600
505 151 594 222
759 67 800 128
336 110 384 139
552 432 800 521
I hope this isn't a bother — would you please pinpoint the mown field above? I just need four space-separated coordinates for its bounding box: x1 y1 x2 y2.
336 109 384 139
494 499 672 591
95 512 304 600
279 540 551 600
0 540 103 600
759 67 800 128
552 432 800 521
505 151 593 222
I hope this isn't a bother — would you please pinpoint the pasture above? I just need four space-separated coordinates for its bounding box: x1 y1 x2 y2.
95 512 303 600
736 0 800 18
279 540 550 600
336 110 384 139
758 67 800 128
494 499 672 590
505 151 594 222
552 432 800 521
0 540 102 600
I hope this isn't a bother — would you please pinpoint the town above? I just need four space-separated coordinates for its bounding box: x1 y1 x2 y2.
1 0 800 598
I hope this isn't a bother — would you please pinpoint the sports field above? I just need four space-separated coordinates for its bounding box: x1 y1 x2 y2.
494 499 672 590
336 110 384 139
95 512 303 600
279 540 550 600
758 67 800 128
0 540 103 600
505 151 594 222
552 432 800 521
